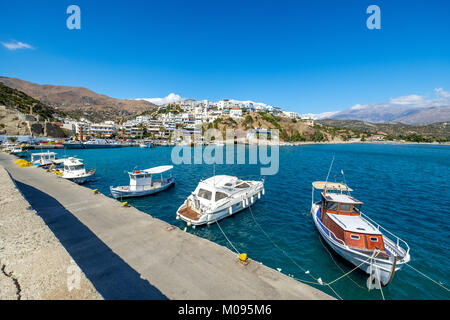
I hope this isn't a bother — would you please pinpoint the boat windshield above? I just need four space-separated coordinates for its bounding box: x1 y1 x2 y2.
69 165 84 171
352 204 362 213
235 182 250 189
198 188 212 200
215 191 229 202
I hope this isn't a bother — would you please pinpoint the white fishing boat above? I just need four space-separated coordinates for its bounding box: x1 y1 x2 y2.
10 146 27 157
110 165 175 199
52 157 95 184
30 151 57 167
2 143 15 152
176 175 264 226
310 180 410 287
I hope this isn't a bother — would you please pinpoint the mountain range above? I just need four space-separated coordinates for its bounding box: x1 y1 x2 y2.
307 90 450 125
0 76 158 121
1 76 449 126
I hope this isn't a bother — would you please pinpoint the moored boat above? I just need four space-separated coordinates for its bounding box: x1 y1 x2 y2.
83 139 121 148
310 180 410 287
10 146 27 157
30 151 57 167
52 157 95 184
176 175 264 226
110 165 175 199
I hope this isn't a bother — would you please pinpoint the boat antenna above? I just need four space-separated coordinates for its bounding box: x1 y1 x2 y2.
341 169 350 195
325 156 335 183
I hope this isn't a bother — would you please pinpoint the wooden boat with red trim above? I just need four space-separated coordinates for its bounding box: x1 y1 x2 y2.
310 181 410 287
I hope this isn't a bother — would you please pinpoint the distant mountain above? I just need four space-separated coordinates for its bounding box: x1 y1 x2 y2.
317 119 450 141
0 76 158 121
308 90 450 125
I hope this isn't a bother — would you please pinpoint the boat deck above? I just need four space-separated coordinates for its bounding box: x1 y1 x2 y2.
178 206 200 221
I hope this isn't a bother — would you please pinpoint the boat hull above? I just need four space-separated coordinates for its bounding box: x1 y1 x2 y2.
110 178 175 199
311 204 397 286
63 170 95 184
63 143 84 149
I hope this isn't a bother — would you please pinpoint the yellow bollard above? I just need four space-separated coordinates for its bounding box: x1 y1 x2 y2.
93 189 98 194
239 253 250 266
122 201 129 207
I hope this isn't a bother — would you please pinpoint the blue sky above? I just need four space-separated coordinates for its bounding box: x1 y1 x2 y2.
1 0 449 113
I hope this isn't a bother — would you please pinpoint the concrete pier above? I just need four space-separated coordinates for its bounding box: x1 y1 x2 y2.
0 152 332 300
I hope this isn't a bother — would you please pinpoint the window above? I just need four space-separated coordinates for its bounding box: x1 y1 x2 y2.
215 192 229 202
370 237 379 242
350 234 360 240
235 183 250 189
198 189 212 200
339 204 351 212
352 204 362 213
327 202 338 211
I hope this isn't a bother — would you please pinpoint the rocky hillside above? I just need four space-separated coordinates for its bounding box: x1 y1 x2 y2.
0 105 66 137
203 112 359 142
0 82 64 121
0 77 158 122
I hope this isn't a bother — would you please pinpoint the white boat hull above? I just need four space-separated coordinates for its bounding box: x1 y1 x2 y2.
311 204 398 286
110 177 175 199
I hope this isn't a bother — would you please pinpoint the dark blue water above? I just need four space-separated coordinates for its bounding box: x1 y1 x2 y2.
33 144 450 299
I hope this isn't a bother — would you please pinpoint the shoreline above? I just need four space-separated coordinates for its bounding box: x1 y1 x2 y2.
0 151 333 300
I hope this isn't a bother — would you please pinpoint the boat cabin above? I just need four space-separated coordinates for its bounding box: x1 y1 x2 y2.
63 158 86 174
193 176 252 205
128 165 173 191
314 181 385 252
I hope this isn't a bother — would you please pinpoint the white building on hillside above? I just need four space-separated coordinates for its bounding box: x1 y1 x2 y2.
230 107 243 119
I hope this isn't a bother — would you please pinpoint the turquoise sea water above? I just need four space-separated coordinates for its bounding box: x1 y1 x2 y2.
31 144 450 299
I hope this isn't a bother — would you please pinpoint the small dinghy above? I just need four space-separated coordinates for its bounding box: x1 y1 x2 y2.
176 175 264 226
310 180 411 287
52 157 95 184
110 165 175 199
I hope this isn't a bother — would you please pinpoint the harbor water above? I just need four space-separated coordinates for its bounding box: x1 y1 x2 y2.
27 143 450 299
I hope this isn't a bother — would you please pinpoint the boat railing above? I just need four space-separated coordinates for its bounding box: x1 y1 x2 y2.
361 212 410 257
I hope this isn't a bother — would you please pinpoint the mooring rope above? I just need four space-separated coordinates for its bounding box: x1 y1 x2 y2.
215 219 240 255
247 205 343 299
317 235 366 290
405 263 450 292
325 250 379 286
